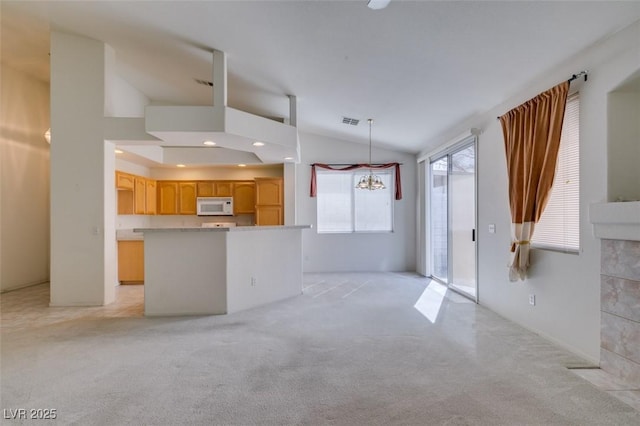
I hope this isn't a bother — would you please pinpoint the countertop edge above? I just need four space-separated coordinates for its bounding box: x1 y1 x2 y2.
133 225 312 233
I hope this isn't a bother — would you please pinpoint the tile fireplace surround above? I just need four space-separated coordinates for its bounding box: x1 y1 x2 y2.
590 202 640 387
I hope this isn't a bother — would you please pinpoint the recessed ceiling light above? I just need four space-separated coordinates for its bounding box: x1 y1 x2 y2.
252 141 265 147
177 164 186 168
238 164 247 167
203 140 216 146
284 157 294 161
114 149 124 154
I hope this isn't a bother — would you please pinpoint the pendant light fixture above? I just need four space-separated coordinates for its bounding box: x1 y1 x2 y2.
356 119 386 190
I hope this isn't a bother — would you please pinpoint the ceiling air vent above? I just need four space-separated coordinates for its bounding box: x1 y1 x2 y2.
342 117 360 126
194 78 213 87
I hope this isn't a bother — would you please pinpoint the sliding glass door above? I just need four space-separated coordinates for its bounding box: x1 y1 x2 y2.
429 140 477 300
430 157 448 283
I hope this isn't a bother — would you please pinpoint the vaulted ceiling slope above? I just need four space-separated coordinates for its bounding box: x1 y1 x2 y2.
3 1 640 154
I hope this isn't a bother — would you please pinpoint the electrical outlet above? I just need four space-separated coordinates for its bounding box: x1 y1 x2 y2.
488 224 496 234
250 277 256 286
529 294 536 306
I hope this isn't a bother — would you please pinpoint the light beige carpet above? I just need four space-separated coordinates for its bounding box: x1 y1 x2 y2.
2 272 638 425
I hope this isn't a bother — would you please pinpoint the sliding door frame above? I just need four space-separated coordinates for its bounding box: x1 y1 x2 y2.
427 135 478 303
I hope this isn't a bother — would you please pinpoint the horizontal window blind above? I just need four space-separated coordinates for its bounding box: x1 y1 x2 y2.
532 93 580 252
316 169 394 233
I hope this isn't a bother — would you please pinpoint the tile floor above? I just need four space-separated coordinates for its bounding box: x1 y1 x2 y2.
1 283 143 333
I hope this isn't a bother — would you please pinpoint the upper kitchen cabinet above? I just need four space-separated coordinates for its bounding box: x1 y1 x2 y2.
134 177 146 215
178 182 197 215
116 171 157 215
197 181 233 197
214 182 233 197
255 178 283 225
158 181 197 215
116 171 135 215
255 178 283 205
233 181 256 214
116 171 135 191
157 181 178 215
145 179 157 215
197 182 213 197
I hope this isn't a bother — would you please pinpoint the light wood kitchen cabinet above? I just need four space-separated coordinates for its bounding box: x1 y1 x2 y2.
197 181 233 197
157 181 178 215
178 182 197 215
196 181 214 197
214 181 233 197
255 178 283 225
134 177 146 215
255 178 283 205
118 240 144 284
233 181 256 214
117 190 134 215
116 171 135 190
116 172 155 216
145 179 157 215
255 206 283 226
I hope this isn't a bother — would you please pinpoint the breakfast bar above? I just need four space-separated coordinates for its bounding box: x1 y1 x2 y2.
134 225 311 316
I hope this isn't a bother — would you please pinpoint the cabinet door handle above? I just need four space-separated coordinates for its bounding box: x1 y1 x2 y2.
472 229 476 242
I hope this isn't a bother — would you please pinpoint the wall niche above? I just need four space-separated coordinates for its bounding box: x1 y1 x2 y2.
607 70 640 202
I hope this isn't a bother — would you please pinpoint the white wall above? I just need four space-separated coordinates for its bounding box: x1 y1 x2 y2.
106 75 148 118
419 20 640 363
297 131 416 272
0 64 50 292
149 165 283 181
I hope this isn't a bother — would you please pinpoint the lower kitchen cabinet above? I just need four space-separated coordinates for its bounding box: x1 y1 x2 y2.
118 241 144 284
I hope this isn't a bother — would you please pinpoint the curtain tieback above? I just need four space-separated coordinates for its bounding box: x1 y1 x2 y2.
510 240 531 252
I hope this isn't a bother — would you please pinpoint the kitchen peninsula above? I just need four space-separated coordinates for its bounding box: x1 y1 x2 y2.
134 225 311 316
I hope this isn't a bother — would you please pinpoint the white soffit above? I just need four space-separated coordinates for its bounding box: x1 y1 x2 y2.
144 49 299 165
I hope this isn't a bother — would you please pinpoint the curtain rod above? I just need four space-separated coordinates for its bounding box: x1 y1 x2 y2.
497 71 588 120
567 70 588 83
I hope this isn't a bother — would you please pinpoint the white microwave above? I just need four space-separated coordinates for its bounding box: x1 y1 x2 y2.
196 197 233 216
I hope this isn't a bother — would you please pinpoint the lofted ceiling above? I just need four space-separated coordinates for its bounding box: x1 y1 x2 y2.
2 1 640 159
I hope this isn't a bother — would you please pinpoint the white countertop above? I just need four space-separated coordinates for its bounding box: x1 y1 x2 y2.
116 229 144 241
133 225 312 233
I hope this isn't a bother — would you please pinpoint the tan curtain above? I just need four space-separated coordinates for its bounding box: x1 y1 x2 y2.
499 81 569 281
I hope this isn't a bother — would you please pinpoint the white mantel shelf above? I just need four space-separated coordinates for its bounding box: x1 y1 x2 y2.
589 201 640 241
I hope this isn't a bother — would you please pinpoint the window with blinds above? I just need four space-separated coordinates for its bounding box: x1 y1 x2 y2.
532 93 580 252
316 169 394 233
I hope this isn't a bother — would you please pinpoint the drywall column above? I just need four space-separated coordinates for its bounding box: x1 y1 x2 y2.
284 95 297 225
50 32 115 306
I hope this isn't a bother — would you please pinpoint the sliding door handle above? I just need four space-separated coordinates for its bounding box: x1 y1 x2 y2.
472 229 476 242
